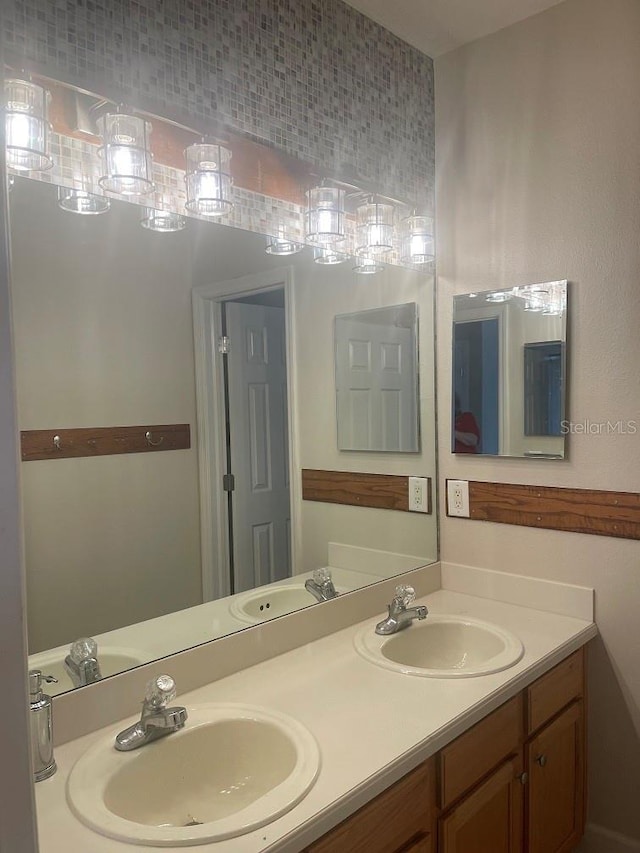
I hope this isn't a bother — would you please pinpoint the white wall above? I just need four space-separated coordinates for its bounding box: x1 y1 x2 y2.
10 181 202 652
436 0 640 840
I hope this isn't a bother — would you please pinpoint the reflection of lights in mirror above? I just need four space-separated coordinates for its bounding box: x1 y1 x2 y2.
265 225 304 256
355 199 394 257
353 256 385 275
140 208 186 233
184 141 233 217
313 244 350 264
485 289 513 303
400 214 434 265
306 186 346 244
58 187 111 215
97 112 155 196
4 78 53 173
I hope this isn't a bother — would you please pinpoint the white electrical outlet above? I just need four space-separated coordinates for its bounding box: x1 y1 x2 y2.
447 479 470 517
408 476 429 513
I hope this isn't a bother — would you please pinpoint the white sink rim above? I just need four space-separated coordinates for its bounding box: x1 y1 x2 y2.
229 583 345 625
354 614 524 678
66 703 321 847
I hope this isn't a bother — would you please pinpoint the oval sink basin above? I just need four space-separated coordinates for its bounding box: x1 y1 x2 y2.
355 615 524 678
67 704 320 846
229 584 343 624
28 647 145 695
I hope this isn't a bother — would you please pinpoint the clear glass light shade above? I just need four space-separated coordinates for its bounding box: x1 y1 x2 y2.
57 187 110 215
4 79 53 172
140 208 186 232
184 143 233 217
265 225 304 255
97 113 154 196
486 290 513 303
353 256 384 275
306 186 345 244
355 201 394 256
400 214 434 265
313 244 350 265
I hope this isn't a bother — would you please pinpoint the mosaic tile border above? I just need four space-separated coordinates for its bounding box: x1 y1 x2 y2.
1 0 434 210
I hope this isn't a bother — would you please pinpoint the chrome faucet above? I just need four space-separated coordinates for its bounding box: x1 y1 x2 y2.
64 637 102 687
375 585 428 635
305 568 339 603
115 675 188 751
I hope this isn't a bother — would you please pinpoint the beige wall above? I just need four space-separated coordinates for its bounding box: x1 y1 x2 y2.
293 261 438 570
10 182 202 652
436 0 640 840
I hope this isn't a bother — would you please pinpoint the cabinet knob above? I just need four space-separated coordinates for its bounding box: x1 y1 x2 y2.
536 754 547 767
518 771 528 785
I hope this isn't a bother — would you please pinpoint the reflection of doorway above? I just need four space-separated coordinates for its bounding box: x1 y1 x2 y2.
193 269 297 602
222 293 291 593
453 318 500 454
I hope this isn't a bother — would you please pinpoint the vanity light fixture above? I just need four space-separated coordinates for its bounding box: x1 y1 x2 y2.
57 187 110 215
312 244 350 265
400 213 434 265
140 207 186 232
265 225 304 255
4 78 53 172
184 140 233 217
353 256 385 275
97 110 155 196
355 198 394 257
306 185 345 245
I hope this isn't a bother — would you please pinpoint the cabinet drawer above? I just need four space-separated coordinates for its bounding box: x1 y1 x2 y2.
308 758 435 853
527 648 584 734
438 695 523 809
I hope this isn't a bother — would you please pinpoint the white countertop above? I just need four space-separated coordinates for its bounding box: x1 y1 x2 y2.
35 583 597 853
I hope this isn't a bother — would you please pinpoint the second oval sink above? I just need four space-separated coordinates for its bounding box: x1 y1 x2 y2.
355 615 524 678
67 704 320 846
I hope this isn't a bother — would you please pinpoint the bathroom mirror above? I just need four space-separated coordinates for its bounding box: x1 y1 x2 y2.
335 303 420 452
452 281 567 458
9 176 437 695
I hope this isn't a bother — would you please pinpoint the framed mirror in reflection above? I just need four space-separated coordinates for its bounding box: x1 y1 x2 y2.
335 303 420 452
9 176 438 695
452 281 567 459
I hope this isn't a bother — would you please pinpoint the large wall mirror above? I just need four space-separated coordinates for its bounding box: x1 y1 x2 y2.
9 176 437 695
452 281 567 458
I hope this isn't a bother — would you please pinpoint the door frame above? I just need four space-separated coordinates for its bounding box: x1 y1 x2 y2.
192 266 300 601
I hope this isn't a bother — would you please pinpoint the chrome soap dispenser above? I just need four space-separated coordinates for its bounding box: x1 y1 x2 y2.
29 669 58 781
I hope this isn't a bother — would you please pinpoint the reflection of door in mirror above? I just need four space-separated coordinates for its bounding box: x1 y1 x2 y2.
453 319 499 455
222 295 291 593
524 342 564 437
335 303 420 452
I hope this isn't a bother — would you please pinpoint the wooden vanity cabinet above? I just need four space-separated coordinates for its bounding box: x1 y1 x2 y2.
307 648 586 853
306 757 436 853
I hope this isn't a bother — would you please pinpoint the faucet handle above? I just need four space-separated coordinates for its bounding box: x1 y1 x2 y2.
69 637 98 663
393 584 416 608
312 568 332 585
144 675 177 709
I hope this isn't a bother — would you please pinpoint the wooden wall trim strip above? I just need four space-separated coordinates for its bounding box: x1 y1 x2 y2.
21 424 191 461
447 479 640 540
302 469 432 513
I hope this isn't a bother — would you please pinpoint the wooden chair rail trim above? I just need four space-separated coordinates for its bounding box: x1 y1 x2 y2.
302 469 432 513
446 479 640 540
21 424 191 461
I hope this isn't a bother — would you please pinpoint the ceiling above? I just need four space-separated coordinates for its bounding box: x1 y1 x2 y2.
343 0 565 57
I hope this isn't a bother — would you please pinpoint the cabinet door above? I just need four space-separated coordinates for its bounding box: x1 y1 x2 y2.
527 701 585 853
402 833 433 853
439 754 524 853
